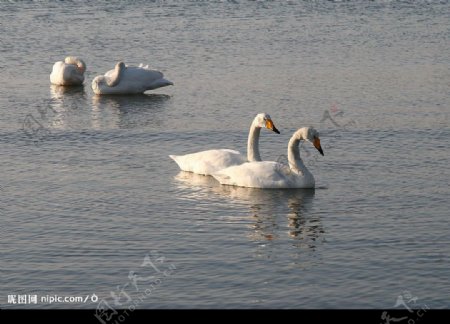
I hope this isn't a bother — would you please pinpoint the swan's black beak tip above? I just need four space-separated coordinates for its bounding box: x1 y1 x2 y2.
272 126 280 134
313 137 323 156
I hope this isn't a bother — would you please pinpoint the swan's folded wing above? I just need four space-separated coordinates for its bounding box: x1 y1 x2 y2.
50 61 64 84
122 67 172 90
213 161 288 188
66 65 84 84
169 149 245 175
125 66 164 82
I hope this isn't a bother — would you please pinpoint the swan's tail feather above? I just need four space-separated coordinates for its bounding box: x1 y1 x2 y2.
138 63 151 70
149 78 173 90
169 154 189 172
169 154 183 166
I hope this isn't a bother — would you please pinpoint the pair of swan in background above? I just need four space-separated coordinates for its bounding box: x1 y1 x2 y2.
50 57 173 94
170 114 324 189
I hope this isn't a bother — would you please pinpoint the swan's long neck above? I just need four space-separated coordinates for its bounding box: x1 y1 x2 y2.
247 122 262 162
107 63 124 87
287 133 312 177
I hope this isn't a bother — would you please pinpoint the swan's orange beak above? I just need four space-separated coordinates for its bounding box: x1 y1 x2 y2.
265 119 280 134
314 137 324 156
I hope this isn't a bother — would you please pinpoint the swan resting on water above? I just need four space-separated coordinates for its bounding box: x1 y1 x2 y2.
92 62 173 95
212 127 324 189
169 113 280 176
50 56 86 86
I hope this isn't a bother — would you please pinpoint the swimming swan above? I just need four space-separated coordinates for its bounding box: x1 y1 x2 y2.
212 127 324 188
169 113 280 176
50 56 86 86
92 62 173 95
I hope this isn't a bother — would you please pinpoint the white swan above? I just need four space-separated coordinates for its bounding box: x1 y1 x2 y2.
92 62 173 95
212 127 324 189
50 56 86 86
169 113 280 176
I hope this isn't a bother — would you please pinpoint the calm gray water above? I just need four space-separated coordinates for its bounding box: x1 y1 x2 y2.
1 0 449 310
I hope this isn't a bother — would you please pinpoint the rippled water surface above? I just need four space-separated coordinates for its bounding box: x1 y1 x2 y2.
1 0 449 309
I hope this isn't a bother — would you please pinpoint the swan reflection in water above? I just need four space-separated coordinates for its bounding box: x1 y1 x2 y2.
91 94 171 129
174 171 324 250
47 84 87 130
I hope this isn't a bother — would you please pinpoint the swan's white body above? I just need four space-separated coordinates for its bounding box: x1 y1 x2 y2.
213 127 324 189
169 113 280 176
170 149 247 177
50 56 86 86
92 62 173 95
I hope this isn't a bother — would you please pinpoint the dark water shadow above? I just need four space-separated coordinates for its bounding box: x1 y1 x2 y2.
173 171 324 248
219 185 320 244
91 94 171 129
35 85 90 131
50 84 85 97
92 93 171 110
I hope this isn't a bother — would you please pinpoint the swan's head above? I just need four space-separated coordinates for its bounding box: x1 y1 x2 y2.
92 62 126 93
298 127 324 156
115 61 126 70
105 62 126 87
91 75 106 94
254 113 280 134
64 56 86 74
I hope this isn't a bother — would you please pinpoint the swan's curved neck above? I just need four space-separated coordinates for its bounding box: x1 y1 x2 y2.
107 63 124 87
288 135 312 177
247 122 262 162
